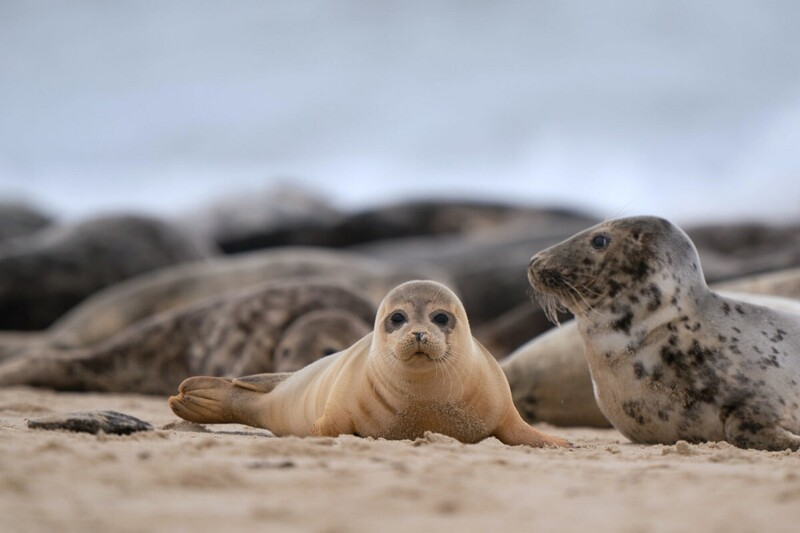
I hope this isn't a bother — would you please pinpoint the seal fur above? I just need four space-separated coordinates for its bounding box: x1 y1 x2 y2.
0 281 375 395
169 280 569 447
528 216 800 450
0 248 451 362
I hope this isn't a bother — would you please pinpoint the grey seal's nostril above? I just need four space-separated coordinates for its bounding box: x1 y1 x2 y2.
414 332 425 342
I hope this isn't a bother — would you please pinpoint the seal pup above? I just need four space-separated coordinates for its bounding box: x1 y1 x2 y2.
0 281 374 395
169 280 570 447
528 216 800 450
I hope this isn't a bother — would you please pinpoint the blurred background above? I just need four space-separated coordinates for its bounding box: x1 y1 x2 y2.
1 1 799 223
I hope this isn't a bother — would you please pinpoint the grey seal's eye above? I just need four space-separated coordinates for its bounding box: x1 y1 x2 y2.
591 235 610 250
432 313 449 326
390 312 406 325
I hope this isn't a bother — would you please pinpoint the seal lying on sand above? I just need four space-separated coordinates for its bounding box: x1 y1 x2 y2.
528 216 800 450
0 248 451 361
169 280 569 447
503 290 800 429
0 281 374 395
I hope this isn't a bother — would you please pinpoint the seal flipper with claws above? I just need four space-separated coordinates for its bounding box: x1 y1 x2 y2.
170 280 570 448
528 216 800 451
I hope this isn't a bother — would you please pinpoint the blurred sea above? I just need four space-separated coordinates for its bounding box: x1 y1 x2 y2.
1 1 799 222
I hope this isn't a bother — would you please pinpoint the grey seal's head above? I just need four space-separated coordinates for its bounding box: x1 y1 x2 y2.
273 309 372 372
528 216 705 323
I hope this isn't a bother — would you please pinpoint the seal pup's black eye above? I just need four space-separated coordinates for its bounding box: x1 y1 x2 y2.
591 235 610 250
432 313 449 326
390 312 406 325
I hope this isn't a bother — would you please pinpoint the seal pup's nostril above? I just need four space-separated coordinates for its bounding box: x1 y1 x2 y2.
414 332 425 342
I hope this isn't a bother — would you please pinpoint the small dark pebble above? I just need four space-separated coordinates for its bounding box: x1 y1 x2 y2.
27 410 154 435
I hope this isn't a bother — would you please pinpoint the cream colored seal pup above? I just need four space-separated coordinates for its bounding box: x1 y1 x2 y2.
169 280 569 447
528 216 800 450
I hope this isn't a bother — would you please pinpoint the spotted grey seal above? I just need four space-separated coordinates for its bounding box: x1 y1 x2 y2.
503 290 800 429
0 247 451 362
503 265 800 429
0 281 374 395
527 216 800 450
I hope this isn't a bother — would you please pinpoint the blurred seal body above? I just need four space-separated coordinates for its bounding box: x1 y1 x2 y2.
528 216 800 450
0 247 451 362
0 214 214 330
0 281 374 395
170 280 569 447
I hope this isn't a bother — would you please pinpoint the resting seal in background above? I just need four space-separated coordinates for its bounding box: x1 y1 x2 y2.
0 248 452 361
528 216 800 450
170 280 569 447
0 281 374 395
0 214 215 330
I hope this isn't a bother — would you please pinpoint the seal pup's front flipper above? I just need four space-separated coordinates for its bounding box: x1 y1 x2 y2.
492 410 572 448
169 375 275 427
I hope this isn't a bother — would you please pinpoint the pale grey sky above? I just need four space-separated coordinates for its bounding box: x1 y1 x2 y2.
1 1 799 222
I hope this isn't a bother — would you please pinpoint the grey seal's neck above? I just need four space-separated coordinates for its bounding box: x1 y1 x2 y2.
575 273 710 362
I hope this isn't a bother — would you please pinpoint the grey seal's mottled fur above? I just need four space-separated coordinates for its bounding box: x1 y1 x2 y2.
528 216 800 450
503 290 800 429
0 281 375 395
0 248 450 361
502 265 800 429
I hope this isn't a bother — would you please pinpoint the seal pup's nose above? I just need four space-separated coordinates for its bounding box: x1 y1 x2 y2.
414 332 425 342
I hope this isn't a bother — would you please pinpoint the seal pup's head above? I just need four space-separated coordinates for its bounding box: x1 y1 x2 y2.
374 280 471 367
528 216 704 322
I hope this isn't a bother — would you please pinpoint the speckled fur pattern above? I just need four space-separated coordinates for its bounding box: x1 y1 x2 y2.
528 216 800 451
0 247 453 363
169 280 570 447
0 281 376 395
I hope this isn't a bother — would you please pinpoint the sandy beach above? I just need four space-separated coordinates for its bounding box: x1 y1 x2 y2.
2 386 799 533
